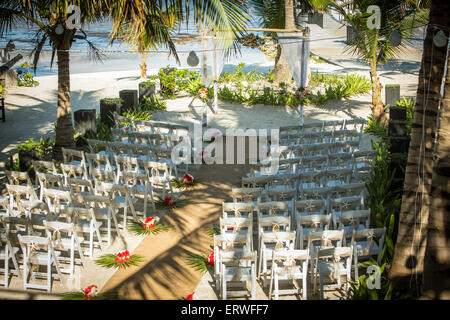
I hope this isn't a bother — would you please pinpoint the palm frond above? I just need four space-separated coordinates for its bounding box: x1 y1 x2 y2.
186 252 211 273
206 224 221 236
95 254 144 269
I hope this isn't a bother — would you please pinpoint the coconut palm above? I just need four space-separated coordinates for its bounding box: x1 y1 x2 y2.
0 0 250 160
316 0 427 124
249 0 296 83
389 0 449 297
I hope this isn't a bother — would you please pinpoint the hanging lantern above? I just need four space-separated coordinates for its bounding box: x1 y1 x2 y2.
388 30 402 47
187 51 199 67
433 30 448 48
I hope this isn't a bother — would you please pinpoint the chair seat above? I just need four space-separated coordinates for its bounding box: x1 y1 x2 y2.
77 221 103 233
27 250 61 265
53 236 85 250
355 241 380 255
318 261 347 277
0 246 20 260
223 266 253 281
112 196 137 207
274 265 306 278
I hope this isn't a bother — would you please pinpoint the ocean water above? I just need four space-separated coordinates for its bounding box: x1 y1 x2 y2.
0 15 272 77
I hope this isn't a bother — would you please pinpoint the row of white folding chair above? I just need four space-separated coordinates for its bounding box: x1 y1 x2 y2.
3 186 110 259
253 149 376 178
35 164 157 221
279 119 365 136
114 114 187 134
111 128 171 148
0 217 22 288
0 207 96 292
276 141 360 159
278 129 362 146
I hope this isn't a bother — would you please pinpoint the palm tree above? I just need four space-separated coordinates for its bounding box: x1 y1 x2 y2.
317 0 427 124
0 0 250 160
250 0 296 83
421 42 450 299
388 0 449 296
119 6 180 79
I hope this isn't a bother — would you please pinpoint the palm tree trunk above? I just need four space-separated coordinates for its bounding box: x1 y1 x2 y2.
53 48 75 160
370 57 385 124
270 0 294 84
389 0 449 295
140 51 148 79
421 36 450 300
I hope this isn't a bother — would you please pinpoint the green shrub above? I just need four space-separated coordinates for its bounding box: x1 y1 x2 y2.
139 95 167 111
17 62 39 87
0 83 3 97
218 63 265 84
395 95 415 136
187 77 204 96
364 114 388 141
17 137 54 158
341 74 371 97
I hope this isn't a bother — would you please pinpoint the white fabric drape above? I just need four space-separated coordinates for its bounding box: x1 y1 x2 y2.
277 33 310 89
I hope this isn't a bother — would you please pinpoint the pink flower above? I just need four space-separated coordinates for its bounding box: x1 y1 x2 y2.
83 285 98 300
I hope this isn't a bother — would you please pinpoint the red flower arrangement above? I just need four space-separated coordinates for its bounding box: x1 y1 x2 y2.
295 87 309 100
185 292 195 300
182 173 195 185
114 250 131 263
142 217 156 230
198 87 208 100
164 196 177 208
205 252 214 266
83 285 98 300
95 250 143 269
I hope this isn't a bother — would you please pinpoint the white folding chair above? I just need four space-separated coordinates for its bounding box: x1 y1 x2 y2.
119 171 156 219
213 233 252 290
35 171 66 200
43 220 86 277
72 194 119 246
218 249 257 300
335 209 371 244
258 229 296 288
269 248 310 300
231 187 262 205
222 202 254 219
85 153 115 177
351 227 386 279
313 246 353 300
17 234 64 292
0 217 22 287
62 148 88 175
64 206 104 258
296 214 332 249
